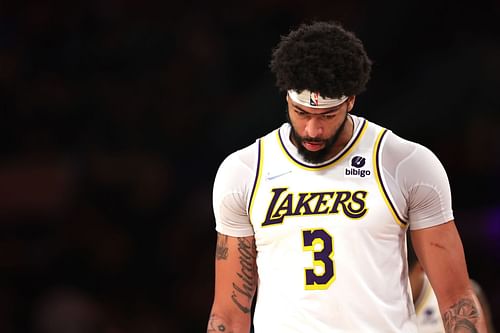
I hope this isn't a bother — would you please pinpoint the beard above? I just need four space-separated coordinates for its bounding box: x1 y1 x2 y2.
288 114 349 164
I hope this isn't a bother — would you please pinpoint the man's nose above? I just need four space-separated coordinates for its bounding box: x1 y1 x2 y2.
305 117 324 138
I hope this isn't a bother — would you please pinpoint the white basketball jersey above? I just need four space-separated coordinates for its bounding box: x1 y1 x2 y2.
415 274 445 333
248 119 417 332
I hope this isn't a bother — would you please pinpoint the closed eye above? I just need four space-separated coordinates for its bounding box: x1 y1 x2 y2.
294 109 307 117
293 106 339 119
321 114 335 120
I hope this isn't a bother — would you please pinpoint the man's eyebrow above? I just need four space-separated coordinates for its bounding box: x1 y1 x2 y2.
292 103 341 115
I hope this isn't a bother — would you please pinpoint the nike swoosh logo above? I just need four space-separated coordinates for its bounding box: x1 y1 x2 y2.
266 170 292 180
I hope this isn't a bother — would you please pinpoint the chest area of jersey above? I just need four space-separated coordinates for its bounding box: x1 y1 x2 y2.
254 171 373 224
250 152 394 232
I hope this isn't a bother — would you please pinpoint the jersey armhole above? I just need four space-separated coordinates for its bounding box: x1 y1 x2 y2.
247 138 264 220
373 129 408 228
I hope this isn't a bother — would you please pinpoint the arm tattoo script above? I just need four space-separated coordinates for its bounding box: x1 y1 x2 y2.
231 237 257 314
443 298 480 333
216 235 229 260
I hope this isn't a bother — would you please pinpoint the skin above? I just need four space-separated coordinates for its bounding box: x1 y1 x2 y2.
208 234 257 332
208 94 487 332
411 223 487 332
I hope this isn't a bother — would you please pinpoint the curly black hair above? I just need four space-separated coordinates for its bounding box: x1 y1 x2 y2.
270 21 372 99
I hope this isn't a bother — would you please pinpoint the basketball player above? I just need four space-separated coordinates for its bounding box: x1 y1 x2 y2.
207 21 487 332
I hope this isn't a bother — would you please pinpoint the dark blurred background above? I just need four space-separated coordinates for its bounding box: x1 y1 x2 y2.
0 0 499 332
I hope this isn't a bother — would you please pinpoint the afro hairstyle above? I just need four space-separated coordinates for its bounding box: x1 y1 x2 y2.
270 21 372 99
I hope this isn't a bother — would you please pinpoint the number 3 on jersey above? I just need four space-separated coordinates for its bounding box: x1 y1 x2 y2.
302 229 335 290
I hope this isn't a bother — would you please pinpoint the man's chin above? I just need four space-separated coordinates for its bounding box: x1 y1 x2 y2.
297 146 330 164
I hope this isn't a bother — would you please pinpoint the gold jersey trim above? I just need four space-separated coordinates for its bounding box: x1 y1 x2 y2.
248 138 264 218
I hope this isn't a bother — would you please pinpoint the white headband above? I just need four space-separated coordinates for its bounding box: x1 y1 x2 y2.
288 90 348 108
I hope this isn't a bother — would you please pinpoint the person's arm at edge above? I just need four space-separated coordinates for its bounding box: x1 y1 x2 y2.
207 233 257 333
207 143 259 332
471 279 496 333
411 221 487 332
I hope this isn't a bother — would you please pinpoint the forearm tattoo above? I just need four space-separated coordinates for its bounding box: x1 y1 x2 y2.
231 237 257 314
207 314 233 333
443 298 480 332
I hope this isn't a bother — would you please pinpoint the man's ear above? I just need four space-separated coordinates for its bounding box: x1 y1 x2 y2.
347 96 356 112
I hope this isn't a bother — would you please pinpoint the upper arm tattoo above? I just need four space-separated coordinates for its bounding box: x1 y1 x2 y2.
443 298 480 333
215 235 257 315
231 237 257 314
216 234 229 260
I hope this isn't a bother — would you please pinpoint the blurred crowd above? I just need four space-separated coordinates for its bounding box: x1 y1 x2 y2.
0 0 499 332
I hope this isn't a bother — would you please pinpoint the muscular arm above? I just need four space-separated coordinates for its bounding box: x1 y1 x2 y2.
207 233 258 333
411 221 487 333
